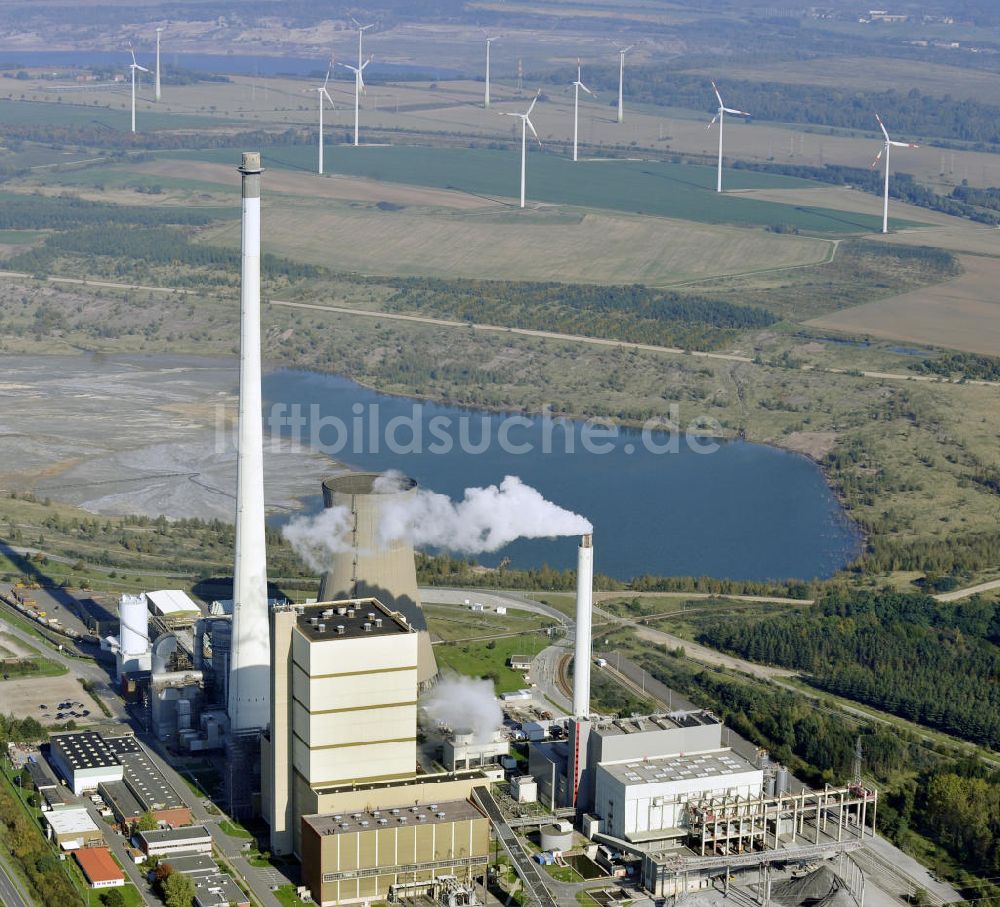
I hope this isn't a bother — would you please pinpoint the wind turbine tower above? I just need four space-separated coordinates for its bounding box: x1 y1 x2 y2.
707 80 751 193
571 59 595 162
315 56 335 173
617 45 632 124
484 35 500 108
227 151 271 735
873 113 918 234
127 44 150 134
339 55 372 147
499 90 541 208
155 27 163 101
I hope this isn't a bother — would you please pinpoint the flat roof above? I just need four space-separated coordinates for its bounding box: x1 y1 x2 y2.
99 780 144 820
104 736 142 756
601 749 759 786
44 808 100 835
194 872 247 906
163 854 219 876
139 825 211 844
294 598 412 642
145 589 201 616
592 711 720 738
305 798 483 837
27 758 58 789
74 847 124 884
120 751 185 811
313 767 488 797
51 732 121 771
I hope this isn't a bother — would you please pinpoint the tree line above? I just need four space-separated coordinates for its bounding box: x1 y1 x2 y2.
386 278 778 352
695 589 1000 749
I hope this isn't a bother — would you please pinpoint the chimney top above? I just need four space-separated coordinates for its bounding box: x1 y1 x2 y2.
239 151 262 174
581 532 593 548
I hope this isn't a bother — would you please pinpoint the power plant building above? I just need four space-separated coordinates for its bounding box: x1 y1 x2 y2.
301 799 489 907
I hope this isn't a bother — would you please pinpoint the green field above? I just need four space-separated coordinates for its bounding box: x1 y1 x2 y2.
172 144 919 233
0 98 234 132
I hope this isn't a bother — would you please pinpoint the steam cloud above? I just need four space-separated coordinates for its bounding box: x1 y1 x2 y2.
282 473 592 566
422 674 504 743
280 506 354 572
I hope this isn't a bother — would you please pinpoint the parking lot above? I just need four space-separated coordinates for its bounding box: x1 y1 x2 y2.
1 673 101 725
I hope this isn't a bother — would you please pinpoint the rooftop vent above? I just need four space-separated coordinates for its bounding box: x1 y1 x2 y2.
367 612 376 621
398 816 408 823
363 622 372 633
391 809 400 815
317 623 326 632
375 618 383 628
347 608 356 618
322 609 333 618
338 606 347 616
336 625 345 635
378 818 388 825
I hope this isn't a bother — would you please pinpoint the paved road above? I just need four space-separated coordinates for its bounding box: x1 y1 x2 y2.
0 855 29 907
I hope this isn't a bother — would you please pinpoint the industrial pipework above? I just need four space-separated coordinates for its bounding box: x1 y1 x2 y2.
228 151 271 734
573 533 594 719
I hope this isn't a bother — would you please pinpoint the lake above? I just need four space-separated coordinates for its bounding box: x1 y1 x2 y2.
262 370 860 581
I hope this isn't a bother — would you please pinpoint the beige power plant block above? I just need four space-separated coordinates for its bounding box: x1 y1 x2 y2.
301 799 490 907
317 473 437 686
266 598 419 856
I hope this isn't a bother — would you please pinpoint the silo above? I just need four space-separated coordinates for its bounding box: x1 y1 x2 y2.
317 472 437 685
776 765 790 795
119 593 149 656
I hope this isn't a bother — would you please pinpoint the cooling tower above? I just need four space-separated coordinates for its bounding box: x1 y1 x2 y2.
317 472 437 685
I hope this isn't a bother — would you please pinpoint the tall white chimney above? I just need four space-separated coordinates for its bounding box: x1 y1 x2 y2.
228 151 271 734
573 533 594 719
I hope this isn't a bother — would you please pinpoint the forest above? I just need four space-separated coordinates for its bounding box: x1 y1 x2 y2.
385 279 779 351
695 589 1000 749
913 351 1000 380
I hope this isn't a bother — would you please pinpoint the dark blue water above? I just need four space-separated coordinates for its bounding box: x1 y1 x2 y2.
261 371 860 581
0 50 461 80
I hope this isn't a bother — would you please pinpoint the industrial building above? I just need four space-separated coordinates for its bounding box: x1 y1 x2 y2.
442 731 509 771
136 825 213 858
74 847 126 889
301 799 489 907
43 808 104 850
145 589 202 627
49 731 130 795
192 872 251 907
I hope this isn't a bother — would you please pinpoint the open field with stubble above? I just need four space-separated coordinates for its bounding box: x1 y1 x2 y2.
806 254 1000 356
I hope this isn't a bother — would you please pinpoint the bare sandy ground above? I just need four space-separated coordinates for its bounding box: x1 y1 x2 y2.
0 354 335 521
805 255 1000 356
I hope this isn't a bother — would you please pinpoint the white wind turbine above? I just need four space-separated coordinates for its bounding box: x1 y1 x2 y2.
315 56 336 173
352 18 374 69
339 54 373 147
499 90 541 209
707 80 750 193
484 34 500 108
154 26 164 101
873 113 919 234
616 45 633 124
127 44 150 134
571 59 595 162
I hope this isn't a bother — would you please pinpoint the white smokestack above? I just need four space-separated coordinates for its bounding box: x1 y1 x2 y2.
228 151 270 734
573 533 593 719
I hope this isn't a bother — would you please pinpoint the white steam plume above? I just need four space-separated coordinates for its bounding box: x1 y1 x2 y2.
379 474 592 554
282 473 591 567
422 674 503 743
280 506 353 571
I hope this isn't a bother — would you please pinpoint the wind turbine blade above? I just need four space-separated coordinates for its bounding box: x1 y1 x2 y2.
711 80 724 107
724 107 750 116
526 90 540 116
707 115 718 129
129 44 138 67
871 147 884 168
580 82 594 95
361 56 373 70
526 117 538 138
338 62 357 73
890 140 918 148
135 64 150 73
875 113 890 141
621 45 634 54
323 87 335 107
